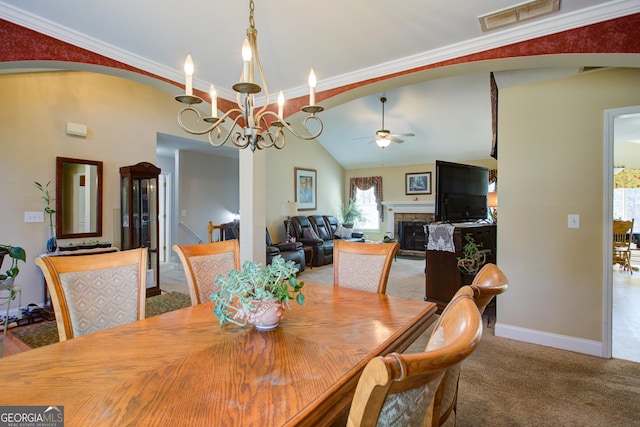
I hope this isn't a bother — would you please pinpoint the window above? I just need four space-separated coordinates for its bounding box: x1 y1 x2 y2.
349 176 383 232
354 187 379 231
614 188 640 233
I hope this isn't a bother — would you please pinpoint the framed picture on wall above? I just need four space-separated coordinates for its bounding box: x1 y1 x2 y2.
405 172 431 195
295 167 317 210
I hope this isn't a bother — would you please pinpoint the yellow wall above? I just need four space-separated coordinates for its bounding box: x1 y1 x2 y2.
0 71 198 304
497 68 640 347
346 159 497 241
0 70 344 304
265 134 344 243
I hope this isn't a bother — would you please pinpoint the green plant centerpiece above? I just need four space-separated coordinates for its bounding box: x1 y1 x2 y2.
456 234 487 276
339 199 366 227
0 244 26 286
211 256 305 330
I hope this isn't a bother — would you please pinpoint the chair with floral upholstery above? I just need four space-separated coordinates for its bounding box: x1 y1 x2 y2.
333 240 399 294
173 240 240 306
429 263 509 427
35 248 148 342
346 286 482 426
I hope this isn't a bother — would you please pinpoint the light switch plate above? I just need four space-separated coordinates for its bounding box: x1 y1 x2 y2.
25 211 44 223
568 214 580 229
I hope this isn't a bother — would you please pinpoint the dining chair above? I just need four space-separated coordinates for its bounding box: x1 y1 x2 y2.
346 286 482 427
613 219 634 274
35 248 147 342
207 221 223 243
333 240 400 294
429 263 509 427
173 240 240 305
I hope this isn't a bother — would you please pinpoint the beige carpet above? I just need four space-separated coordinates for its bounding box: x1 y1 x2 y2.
163 256 640 425
299 256 640 426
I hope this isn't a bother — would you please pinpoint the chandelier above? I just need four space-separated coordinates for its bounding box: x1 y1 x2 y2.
175 0 324 151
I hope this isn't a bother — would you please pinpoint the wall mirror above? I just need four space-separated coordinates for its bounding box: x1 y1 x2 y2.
56 157 103 239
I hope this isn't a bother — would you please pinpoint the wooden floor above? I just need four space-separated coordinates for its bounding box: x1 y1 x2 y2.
2 330 32 357
613 264 640 362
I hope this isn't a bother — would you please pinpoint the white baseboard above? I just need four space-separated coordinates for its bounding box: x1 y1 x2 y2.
494 322 604 357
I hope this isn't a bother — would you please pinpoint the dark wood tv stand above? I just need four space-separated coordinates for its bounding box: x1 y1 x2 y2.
424 223 496 312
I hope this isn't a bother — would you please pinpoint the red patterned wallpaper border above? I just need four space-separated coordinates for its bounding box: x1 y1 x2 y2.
1 13 639 112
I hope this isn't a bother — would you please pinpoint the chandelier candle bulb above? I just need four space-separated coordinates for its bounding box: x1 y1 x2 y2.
308 69 316 105
184 55 194 96
174 0 323 151
278 91 284 119
209 85 217 116
242 39 252 83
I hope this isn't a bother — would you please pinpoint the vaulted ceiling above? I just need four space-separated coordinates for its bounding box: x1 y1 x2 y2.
1 0 639 168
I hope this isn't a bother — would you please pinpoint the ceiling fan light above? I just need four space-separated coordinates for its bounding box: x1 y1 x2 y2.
376 138 391 148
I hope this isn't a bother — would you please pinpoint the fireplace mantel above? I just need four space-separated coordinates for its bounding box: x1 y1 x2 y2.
382 201 435 235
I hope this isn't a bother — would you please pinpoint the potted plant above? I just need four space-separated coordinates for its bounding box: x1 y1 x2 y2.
211 256 305 330
34 181 57 253
339 199 366 228
456 234 487 278
0 244 26 285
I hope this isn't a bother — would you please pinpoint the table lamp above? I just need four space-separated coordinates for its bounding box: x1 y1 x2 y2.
281 201 298 241
488 191 498 223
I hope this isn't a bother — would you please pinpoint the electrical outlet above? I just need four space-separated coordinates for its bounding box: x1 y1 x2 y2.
25 211 44 223
568 214 580 229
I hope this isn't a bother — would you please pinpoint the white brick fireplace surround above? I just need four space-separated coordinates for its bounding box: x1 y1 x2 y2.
382 201 435 236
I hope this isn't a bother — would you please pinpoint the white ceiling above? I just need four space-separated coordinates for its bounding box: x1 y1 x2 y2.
2 0 639 168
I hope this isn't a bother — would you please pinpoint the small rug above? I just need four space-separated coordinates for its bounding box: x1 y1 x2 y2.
11 291 191 349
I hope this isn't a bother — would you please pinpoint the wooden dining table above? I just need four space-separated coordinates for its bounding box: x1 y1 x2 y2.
0 282 436 426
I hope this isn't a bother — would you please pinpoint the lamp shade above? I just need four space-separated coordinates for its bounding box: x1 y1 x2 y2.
281 201 297 217
488 192 498 208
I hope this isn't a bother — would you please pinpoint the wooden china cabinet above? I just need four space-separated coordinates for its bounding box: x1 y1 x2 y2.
424 223 496 312
120 162 161 297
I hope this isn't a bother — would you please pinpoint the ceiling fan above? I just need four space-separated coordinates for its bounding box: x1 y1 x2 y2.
353 96 415 148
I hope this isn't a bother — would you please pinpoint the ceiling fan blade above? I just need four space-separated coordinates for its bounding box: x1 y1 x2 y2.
390 132 415 138
352 135 376 140
389 136 405 143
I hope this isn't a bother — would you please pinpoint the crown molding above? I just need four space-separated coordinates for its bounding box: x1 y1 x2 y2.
320 0 640 92
1 0 638 98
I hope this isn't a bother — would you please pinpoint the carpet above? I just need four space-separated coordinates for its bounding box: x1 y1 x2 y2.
300 259 640 426
11 291 191 349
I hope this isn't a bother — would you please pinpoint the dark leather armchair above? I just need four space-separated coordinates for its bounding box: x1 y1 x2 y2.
322 215 365 242
220 221 305 272
266 228 306 272
289 216 332 267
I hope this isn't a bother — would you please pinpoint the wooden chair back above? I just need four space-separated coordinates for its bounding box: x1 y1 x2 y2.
430 263 509 426
613 219 634 273
173 240 240 305
333 240 400 294
35 248 147 342
208 221 223 243
469 263 510 315
346 286 482 426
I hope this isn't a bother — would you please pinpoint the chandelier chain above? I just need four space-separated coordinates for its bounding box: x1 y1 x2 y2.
249 0 255 29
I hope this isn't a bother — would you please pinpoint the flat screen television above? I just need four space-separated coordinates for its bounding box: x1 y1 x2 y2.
435 160 489 223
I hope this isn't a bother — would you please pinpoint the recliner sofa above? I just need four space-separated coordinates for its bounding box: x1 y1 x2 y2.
220 221 306 272
289 215 365 267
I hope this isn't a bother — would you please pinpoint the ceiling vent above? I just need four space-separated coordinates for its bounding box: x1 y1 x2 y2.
479 0 560 32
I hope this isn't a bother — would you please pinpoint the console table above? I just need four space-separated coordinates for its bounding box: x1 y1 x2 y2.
424 223 496 312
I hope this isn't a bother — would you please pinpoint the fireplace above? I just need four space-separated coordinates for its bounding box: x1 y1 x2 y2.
381 201 435 256
398 221 427 251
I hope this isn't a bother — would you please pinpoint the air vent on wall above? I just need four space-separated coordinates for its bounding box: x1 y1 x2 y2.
478 0 560 32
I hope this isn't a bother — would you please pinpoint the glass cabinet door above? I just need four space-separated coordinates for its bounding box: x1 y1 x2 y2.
120 163 161 297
